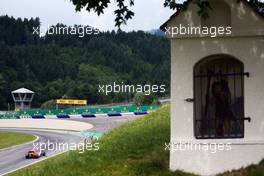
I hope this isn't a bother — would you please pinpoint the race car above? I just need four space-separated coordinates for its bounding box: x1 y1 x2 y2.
25 150 46 159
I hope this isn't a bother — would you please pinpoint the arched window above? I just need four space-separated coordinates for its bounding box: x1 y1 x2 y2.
194 55 248 139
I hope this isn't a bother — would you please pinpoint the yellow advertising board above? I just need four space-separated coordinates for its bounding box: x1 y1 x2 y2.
56 99 87 105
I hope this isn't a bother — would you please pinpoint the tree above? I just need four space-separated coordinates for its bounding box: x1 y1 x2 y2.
40 99 56 110
70 0 264 28
0 16 170 109
0 74 7 108
133 92 160 106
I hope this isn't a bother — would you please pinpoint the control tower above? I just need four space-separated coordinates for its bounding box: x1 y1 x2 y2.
11 88 34 111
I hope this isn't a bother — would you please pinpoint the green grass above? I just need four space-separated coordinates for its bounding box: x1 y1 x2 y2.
0 131 36 149
10 106 193 176
9 106 264 176
219 160 264 176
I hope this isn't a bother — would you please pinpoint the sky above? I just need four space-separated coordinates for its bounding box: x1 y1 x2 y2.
0 0 174 32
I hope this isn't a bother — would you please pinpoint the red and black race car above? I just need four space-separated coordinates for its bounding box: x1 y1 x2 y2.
25 150 46 159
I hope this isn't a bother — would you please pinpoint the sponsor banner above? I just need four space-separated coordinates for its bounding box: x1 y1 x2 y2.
56 99 87 105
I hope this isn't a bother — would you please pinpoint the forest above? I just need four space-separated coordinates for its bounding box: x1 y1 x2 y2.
0 15 170 110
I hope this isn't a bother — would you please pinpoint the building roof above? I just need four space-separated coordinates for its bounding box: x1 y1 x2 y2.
160 0 264 31
12 87 34 94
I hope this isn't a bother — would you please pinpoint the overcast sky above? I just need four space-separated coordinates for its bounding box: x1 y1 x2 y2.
0 0 174 32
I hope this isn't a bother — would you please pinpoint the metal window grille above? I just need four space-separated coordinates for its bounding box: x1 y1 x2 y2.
193 56 249 139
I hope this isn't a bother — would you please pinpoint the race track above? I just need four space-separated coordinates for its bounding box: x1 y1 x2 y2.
0 129 83 175
0 114 145 175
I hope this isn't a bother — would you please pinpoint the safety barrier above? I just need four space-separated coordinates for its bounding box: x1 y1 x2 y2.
31 115 45 119
0 105 158 119
0 114 19 119
134 112 148 115
81 114 96 118
57 115 70 119
19 105 158 117
107 112 122 117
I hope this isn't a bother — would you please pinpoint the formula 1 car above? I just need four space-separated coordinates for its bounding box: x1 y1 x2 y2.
25 150 46 159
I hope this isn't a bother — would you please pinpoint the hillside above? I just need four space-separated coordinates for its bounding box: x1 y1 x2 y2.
10 106 190 176
0 15 170 109
10 106 264 176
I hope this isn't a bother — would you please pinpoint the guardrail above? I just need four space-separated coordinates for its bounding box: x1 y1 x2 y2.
17 105 159 118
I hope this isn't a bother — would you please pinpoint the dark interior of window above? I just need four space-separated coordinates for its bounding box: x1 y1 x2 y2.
194 55 246 139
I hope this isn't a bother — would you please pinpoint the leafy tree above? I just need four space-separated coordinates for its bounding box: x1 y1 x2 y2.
69 0 264 28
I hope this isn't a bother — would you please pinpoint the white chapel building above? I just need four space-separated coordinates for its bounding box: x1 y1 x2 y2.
161 0 264 175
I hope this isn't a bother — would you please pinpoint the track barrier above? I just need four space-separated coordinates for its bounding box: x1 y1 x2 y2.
107 112 122 117
31 115 45 119
81 114 96 118
0 105 159 119
57 115 70 119
134 112 148 115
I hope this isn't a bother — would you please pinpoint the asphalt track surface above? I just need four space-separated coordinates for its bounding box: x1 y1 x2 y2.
65 114 142 133
0 129 83 176
0 114 143 175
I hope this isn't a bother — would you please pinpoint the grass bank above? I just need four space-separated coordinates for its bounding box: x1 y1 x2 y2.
9 106 264 176
0 131 36 149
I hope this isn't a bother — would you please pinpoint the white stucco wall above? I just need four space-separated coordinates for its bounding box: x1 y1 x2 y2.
170 36 264 175
167 0 264 175
171 37 264 141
